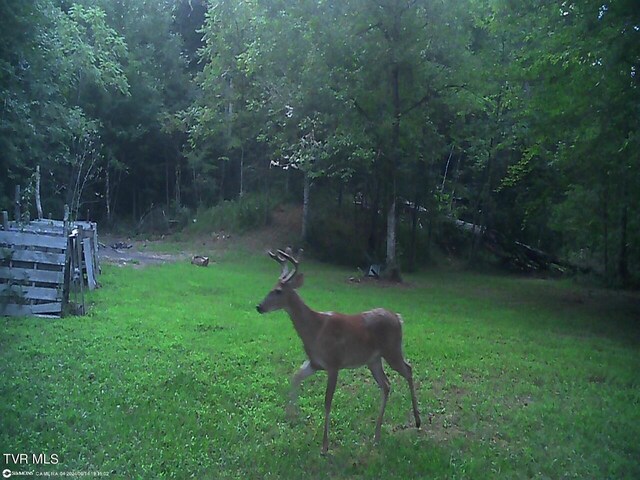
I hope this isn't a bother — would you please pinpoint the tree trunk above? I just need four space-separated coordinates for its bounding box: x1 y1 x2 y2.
602 176 610 278
14 185 21 221
239 145 244 198
105 168 111 224
385 61 401 277
302 171 311 241
386 197 396 266
165 156 170 207
263 162 271 226
175 164 181 206
368 179 381 257
35 165 43 220
132 189 137 223
618 198 629 285
409 196 419 271
219 159 226 202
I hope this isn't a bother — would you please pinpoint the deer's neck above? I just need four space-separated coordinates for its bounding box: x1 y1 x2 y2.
284 291 321 345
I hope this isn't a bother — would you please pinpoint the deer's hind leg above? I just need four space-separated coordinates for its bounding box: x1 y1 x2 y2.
383 350 421 429
368 357 390 442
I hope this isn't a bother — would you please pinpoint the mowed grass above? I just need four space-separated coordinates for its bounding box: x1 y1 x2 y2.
1 253 639 479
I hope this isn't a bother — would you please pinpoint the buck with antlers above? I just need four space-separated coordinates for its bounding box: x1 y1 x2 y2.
256 248 421 453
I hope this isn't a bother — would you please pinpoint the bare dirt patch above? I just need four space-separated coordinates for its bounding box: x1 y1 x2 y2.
99 239 189 268
98 205 305 268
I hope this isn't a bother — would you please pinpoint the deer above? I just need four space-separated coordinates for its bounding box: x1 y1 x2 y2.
256 248 421 454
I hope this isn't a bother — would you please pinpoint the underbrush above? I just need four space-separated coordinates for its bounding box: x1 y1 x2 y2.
185 192 280 236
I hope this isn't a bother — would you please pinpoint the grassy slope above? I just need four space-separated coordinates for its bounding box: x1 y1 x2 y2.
1 253 639 479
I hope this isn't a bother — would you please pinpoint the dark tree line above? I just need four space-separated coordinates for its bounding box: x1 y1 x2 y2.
1 0 638 285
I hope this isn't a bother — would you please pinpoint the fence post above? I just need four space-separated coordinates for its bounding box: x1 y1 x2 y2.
2 211 8 230
75 224 85 314
63 204 70 237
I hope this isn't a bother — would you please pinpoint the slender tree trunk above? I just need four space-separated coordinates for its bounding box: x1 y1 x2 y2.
165 156 170 207
239 145 244 198
14 185 21 222
469 138 495 264
441 145 454 192
132 189 137 223
618 203 629 284
263 162 270 226
219 160 226 202
386 196 397 266
175 164 181 206
602 177 610 278
35 165 43 220
302 171 311 241
368 179 381 257
618 176 629 284
385 193 401 282
105 168 111 224
385 61 401 278
410 194 419 271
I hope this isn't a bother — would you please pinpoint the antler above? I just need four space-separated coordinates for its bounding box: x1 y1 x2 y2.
268 247 302 283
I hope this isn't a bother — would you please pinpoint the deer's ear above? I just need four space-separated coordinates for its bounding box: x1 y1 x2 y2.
290 273 304 289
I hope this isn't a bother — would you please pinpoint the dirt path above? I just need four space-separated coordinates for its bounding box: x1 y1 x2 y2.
99 238 189 267
98 205 303 268
99 247 186 267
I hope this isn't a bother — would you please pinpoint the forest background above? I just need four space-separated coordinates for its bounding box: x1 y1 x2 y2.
1 0 638 285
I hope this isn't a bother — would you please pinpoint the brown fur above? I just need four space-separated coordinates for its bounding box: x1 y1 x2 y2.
257 266 421 453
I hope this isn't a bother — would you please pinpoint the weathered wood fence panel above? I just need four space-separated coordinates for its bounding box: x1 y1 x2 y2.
0 267 64 284
0 229 68 317
4 219 99 290
1 211 101 317
2 230 68 249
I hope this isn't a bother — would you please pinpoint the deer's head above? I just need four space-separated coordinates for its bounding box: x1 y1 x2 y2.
256 248 304 314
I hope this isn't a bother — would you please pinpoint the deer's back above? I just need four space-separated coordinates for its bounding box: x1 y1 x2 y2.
308 308 402 369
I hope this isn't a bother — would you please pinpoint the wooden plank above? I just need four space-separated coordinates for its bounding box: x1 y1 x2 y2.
93 226 100 274
29 219 65 227
9 219 65 227
0 266 64 284
74 232 85 314
1 302 62 316
0 231 67 250
0 284 61 302
6 221 66 235
7 226 67 236
82 238 97 290
1 249 66 266
75 221 94 230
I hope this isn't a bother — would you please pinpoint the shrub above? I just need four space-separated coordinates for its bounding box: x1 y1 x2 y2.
187 192 278 235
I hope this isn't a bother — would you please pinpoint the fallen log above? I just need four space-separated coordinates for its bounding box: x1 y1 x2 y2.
449 217 583 274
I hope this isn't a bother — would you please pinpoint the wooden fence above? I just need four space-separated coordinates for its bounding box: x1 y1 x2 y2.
0 213 100 317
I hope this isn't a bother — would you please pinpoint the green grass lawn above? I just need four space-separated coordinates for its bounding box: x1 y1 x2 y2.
2 253 639 479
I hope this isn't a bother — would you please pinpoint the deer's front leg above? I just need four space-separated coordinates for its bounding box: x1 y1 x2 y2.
368 358 390 443
322 369 339 454
287 360 316 417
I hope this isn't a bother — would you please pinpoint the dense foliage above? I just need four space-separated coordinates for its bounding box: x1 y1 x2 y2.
1 0 638 284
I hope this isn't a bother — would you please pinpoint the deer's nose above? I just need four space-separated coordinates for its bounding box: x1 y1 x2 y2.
256 304 264 314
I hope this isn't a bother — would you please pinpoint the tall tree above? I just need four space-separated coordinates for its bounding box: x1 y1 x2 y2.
340 0 471 276
0 0 129 219
495 0 640 283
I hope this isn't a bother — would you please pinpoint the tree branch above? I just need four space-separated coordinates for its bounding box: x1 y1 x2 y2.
401 84 467 116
